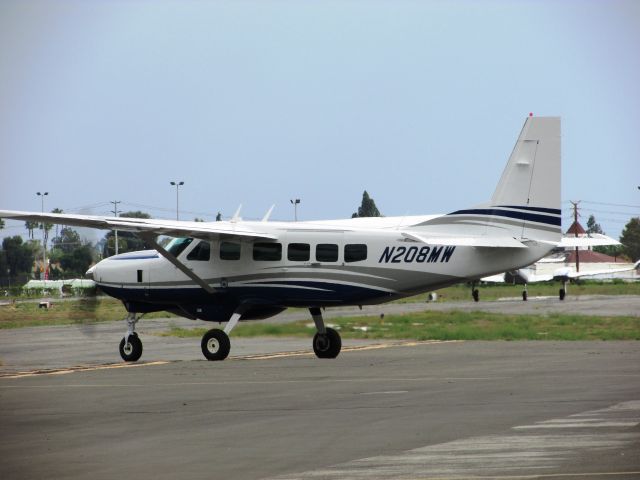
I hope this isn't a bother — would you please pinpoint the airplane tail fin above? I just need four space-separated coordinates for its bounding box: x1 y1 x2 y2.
410 116 561 244
487 116 561 242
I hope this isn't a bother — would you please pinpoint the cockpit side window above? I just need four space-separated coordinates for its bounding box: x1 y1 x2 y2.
187 241 211 261
166 237 194 257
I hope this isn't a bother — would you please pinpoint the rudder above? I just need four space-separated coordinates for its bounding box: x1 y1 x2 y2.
489 116 561 242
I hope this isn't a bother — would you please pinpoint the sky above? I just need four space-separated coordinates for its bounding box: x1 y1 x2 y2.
1 0 639 244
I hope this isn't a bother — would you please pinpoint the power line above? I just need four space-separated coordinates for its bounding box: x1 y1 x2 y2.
580 200 640 209
580 208 639 216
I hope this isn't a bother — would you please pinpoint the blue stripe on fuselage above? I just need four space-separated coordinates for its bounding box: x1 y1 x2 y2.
447 207 561 226
109 254 159 260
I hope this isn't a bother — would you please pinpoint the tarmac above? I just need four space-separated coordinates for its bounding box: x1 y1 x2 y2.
1 295 639 479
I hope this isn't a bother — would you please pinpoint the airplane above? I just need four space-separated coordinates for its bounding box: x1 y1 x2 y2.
481 236 639 300
1 115 561 363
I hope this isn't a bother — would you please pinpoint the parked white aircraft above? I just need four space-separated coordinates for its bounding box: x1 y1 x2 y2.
1 116 561 362
482 235 638 300
484 257 640 301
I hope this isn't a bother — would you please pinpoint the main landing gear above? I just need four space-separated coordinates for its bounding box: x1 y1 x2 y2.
198 307 342 361
310 307 342 359
200 308 242 361
559 279 567 300
471 282 480 302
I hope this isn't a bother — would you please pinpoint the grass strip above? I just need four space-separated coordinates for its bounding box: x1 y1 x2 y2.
0 297 174 329
396 282 640 303
161 310 640 341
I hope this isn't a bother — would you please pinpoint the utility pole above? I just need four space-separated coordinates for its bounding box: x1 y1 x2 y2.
570 200 580 273
36 191 48 280
110 200 121 255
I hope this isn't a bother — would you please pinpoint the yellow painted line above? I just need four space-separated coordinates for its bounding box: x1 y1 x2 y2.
233 339 461 361
1 361 169 379
1 339 460 376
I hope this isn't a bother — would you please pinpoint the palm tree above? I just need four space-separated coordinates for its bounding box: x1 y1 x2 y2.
25 221 37 239
51 208 63 238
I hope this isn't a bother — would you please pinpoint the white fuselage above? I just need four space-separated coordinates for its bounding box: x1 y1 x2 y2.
90 217 552 321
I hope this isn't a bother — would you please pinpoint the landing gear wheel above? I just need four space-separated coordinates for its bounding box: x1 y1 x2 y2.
313 327 341 359
201 329 231 361
119 333 143 362
472 289 479 302
559 288 566 301
522 291 528 301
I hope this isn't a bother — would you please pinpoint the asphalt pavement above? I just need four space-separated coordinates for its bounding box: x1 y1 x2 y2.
0 295 639 479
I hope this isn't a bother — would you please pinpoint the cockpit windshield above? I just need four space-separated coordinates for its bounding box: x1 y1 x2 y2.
165 237 194 257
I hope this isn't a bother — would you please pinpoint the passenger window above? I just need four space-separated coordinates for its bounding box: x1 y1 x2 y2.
220 242 241 260
316 243 338 262
187 241 211 261
288 243 310 261
345 244 367 262
253 242 282 261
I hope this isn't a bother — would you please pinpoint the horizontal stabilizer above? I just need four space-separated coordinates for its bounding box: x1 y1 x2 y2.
401 231 526 248
558 234 621 248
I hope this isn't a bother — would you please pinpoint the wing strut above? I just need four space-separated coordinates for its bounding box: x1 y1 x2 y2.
139 233 216 294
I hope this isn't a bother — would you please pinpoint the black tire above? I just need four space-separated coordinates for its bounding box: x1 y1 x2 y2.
313 327 342 359
201 329 231 361
472 289 479 302
522 291 528 301
119 334 143 362
559 288 566 301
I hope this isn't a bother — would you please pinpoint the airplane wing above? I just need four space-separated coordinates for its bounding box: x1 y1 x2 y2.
0 210 276 241
555 261 640 280
481 269 554 284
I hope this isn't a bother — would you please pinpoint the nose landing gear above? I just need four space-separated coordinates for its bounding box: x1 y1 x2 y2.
119 312 143 362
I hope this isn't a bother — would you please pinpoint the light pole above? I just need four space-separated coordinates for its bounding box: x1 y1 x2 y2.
110 200 121 255
36 191 48 280
290 198 301 222
170 181 184 220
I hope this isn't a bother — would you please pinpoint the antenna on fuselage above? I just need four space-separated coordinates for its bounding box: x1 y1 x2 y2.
261 204 275 222
231 204 242 223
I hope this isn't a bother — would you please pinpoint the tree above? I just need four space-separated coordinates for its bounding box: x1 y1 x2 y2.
215 212 222 221
586 215 603 234
2 236 35 279
59 244 95 277
584 214 624 257
102 211 154 257
25 221 37 239
620 217 640 261
52 227 82 254
51 208 64 238
352 191 381 218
